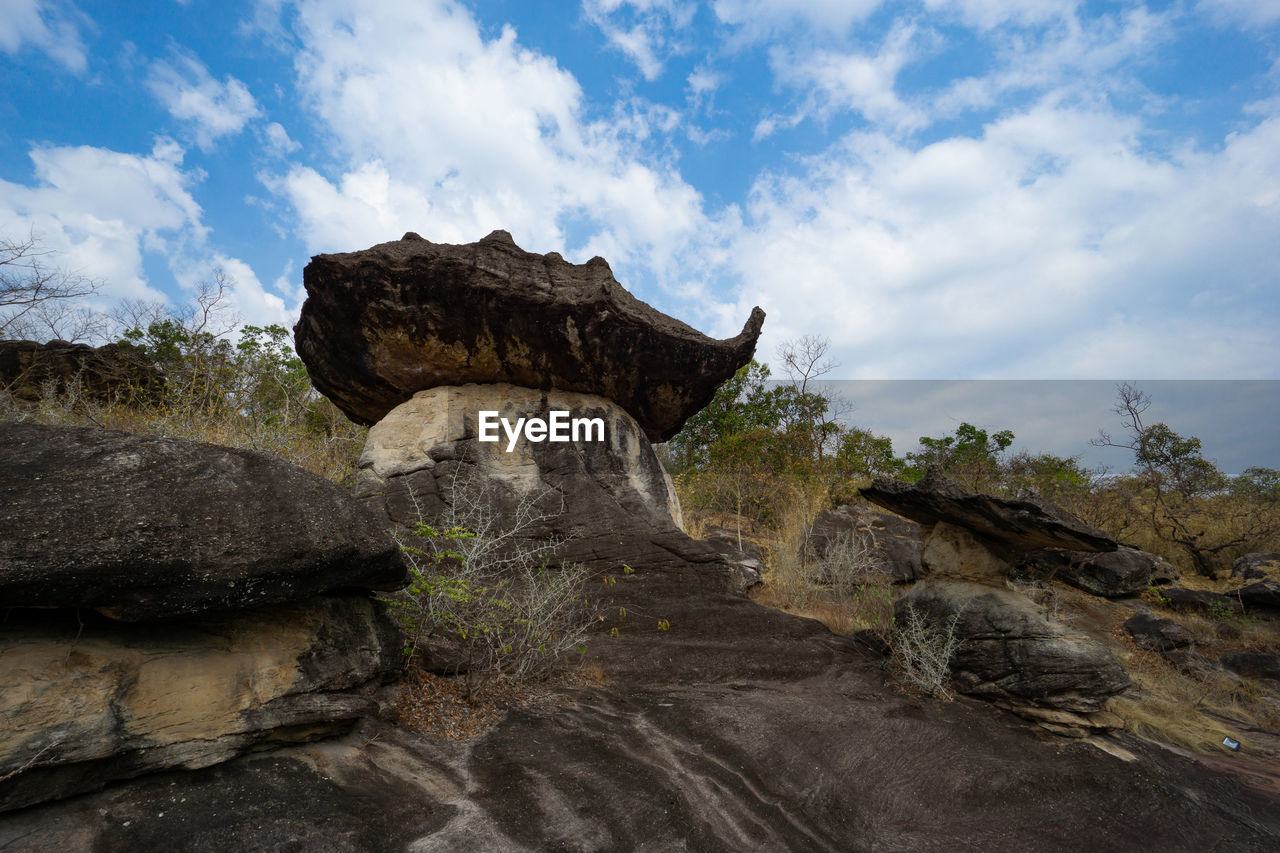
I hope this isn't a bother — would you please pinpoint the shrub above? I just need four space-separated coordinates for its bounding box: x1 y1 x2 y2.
383 470 596 703
891 605 962 699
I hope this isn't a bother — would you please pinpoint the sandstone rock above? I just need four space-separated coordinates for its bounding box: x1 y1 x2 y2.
294 230 764 442
918 521 1013 583
0 594 400 812
805 504 923 583
895 580 1132 712
0 422 406 620
1123 612 1195 652
353 383 683 536
1158 587 1243 614
1232 552 1280 581
1220 652 1280 681
0 339 161 403
861 470 1117 560
1236 579 1280 609
1020 546 1178 598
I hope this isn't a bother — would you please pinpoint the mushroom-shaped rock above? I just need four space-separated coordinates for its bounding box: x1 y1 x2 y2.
294 230 764 442
860 470 1117 559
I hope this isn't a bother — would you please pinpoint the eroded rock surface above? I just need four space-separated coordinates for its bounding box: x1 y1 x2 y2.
1123 612 1195 652
1020 546 1178 598
294 230 764 442
0 422 405 620
1234 553 1280 581
896 580 1132 713
861 470 1117 560
0 594 400 812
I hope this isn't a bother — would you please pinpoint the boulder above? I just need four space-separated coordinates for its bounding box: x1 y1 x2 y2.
1232 552 1280 581
1020 546 1178 598
805 504 923 583
1123 612 1195 652
1235 579 1280 609
895 580 1132 712
1220 653 1280 681
294 230 764 442
0 422 406 620
860 470 1117 561
0 594 401 812
0 339 161 403
1158 587 1243 615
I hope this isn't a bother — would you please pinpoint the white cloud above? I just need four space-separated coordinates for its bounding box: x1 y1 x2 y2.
922 0 1079 30
0 0 88 72
712 0 882 41
263 121 301 155
765 22 929 133
272 0 707 289
0 139 288 334
715 103 1280 379
146 48 262 151
581 0 695 80
1197 0 1280 28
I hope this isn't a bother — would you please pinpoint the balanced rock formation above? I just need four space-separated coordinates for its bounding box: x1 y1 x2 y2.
861 470 1117 565
0 422 405 620
0 423 405 811
896 580 1132 715
294 230 764 442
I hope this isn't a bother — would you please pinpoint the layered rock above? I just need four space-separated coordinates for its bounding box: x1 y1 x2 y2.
294 230 764 442
0 595 400 813
861 470 1117 561
0 423 406 811
1018 546 1178 598
0 422 405 620
896 580 1132 714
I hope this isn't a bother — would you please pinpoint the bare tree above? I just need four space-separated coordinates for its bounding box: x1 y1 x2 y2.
0 230 101 340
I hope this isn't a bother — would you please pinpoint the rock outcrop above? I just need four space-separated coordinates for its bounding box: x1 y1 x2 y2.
805 504 923 582
0 422 406 620
1233 552 1280 581
0 595 400 813
0 423 406 811
294 230 764 442
896 580 1132 714
861 470 1117 561
1123 612 1195 652
1019 546 1178 598
0 339 161 403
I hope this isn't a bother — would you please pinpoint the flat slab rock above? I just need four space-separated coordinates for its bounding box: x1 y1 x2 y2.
294 230 763 442
861 470 1117 558
0 422 405 620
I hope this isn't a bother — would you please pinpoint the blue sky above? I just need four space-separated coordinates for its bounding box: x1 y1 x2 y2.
2 0 1278 389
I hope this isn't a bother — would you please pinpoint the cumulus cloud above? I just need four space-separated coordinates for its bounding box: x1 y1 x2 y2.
0 139 288 333
716 103 1280 379
271 0 707 291
0 0 89 72
146 48 262 151
712 0 883 41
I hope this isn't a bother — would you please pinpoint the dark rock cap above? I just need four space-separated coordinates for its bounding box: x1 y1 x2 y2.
860 469 1117 557
294 230 764 441
0 422 406 620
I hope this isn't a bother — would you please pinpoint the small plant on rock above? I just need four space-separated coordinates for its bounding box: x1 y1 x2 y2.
383 469 596 703
890 605 963 700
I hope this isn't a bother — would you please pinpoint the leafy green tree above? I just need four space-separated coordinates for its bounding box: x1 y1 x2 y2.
905 422 1014 491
